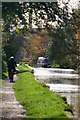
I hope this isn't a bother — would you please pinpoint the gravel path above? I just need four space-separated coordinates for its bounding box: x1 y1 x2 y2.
0 75 26 120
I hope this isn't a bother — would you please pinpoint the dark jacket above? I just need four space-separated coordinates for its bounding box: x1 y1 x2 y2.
8 57 17 72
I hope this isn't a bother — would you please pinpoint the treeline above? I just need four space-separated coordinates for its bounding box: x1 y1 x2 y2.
2 2 80 72
48 9 80 69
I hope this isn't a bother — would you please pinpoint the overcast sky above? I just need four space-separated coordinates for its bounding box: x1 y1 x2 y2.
58 0 79 8
69 0 79 8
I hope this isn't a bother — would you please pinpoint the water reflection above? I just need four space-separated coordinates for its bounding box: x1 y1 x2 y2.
46 78 79 85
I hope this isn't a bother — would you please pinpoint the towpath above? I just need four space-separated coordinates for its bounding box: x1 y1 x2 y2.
0 75 26 120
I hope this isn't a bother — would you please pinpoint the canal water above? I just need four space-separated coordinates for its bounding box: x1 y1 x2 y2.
34 67 80 119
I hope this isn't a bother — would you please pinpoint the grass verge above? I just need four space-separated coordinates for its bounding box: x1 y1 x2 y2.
0 79 4 99
13 65 71 119
0 80 3 88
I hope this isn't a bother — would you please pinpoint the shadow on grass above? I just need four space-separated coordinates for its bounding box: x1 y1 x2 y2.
15 70 32 74
2 70 31 78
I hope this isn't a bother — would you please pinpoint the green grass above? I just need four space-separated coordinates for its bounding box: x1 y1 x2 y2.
0 79 2 88
0 79 4 88
2 71 8 79
13 65 71 119
0 79 4 99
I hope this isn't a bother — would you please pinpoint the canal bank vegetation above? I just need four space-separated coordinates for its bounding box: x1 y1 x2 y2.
0 80 3 88
0 79 4 99
74 69 80 74
2 72 8 79
13 64 71 119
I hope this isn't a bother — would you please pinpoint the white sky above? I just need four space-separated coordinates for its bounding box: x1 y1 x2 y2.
58 0 79 8
69 0 79 8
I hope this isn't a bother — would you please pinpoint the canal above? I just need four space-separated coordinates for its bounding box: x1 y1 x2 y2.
33 67 80 119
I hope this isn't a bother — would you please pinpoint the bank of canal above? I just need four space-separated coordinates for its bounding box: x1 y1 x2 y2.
34 67 80 119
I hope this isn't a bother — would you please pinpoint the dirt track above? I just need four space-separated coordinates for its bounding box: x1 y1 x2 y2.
0 75 26 120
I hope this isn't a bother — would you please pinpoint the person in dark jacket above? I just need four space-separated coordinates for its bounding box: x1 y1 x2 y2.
8 56 17 82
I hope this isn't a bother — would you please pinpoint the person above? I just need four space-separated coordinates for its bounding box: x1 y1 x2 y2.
8 56 17 82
